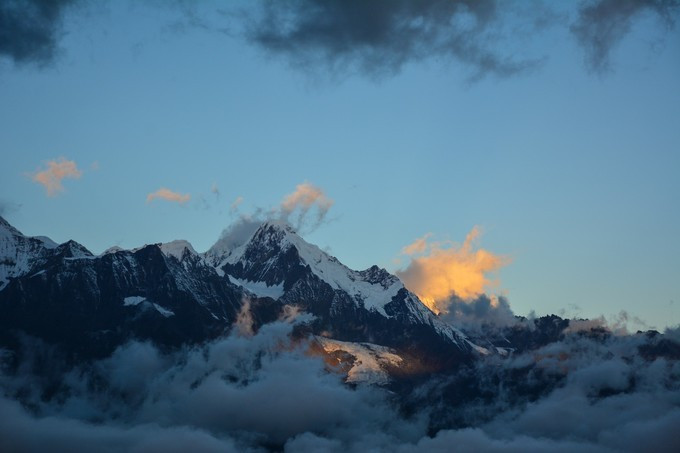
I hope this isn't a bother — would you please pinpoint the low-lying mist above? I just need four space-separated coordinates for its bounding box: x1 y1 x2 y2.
1 304 679 452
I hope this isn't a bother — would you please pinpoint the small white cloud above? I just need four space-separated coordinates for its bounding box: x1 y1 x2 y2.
146 188 190 204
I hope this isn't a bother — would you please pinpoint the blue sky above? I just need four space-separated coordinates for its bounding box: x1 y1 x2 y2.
1 1 679 329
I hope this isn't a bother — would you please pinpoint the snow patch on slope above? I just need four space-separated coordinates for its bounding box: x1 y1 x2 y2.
102 246 124 255
152 303 175 317
228 275 284 300
32 236 58 249
318 337 403 385
160 240 197 261
123 296 175 317
123 296 146 306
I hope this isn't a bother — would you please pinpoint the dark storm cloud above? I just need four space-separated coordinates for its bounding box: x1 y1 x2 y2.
0 0 78 66
244 0 541 80
3 1 677 77
571 0 680 72
244 0 680 79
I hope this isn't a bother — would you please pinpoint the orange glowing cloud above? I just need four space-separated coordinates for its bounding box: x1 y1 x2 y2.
30 158 82 196
280 182 334 228
396 227 509 314
146 188 190 204
401 233 432 255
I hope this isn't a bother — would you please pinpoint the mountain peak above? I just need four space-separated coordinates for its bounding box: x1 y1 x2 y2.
214 219 422 318
260 218 297 234
160 240 197 261
205 218 300 267
0 216 23 238
56 240 93 258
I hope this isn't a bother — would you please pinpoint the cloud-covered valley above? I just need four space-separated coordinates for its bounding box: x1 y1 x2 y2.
1 306 678 452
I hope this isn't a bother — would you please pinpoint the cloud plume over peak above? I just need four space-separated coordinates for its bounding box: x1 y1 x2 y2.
210 182 334 258
396 227 509 314
280 182 334 232
146 188 190 204
29 157 82 197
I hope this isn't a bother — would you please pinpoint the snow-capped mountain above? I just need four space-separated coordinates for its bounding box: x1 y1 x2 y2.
0 216 476 369
1 215 677 392
206 220 470 352
0 216 58 290
6 214 607 379
0 217 245 357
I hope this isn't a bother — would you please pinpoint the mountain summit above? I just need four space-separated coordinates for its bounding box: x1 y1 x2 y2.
206 220 472 358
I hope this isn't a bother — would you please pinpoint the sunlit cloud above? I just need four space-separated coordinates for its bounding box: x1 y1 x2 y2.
396 227 509 314
212 183 334 247
230 196 244 213
234 298 254 337
146 188 190 204
280 182 334 231
401 233 432 255
30 158 82 197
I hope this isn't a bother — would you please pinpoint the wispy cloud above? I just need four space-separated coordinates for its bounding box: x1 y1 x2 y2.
0 200 22 217
401 233 432 256
146 188 190 204
210 182 334 256
245 0 679 79
210 182 220 199
29 157 82 197
571 0 680 73
230 196 244 213
245 0 541 80
280 182 334 231
396 227 509 314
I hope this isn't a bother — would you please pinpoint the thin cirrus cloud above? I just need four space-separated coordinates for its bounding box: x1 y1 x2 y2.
146 188 190 204
29 157 82 197
396 226 509 314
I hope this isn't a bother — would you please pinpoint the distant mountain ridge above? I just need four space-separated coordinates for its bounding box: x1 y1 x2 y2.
4 215 670 386
0 216 476 371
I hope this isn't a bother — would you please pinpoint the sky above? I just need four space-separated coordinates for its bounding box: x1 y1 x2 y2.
1 0 679 330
